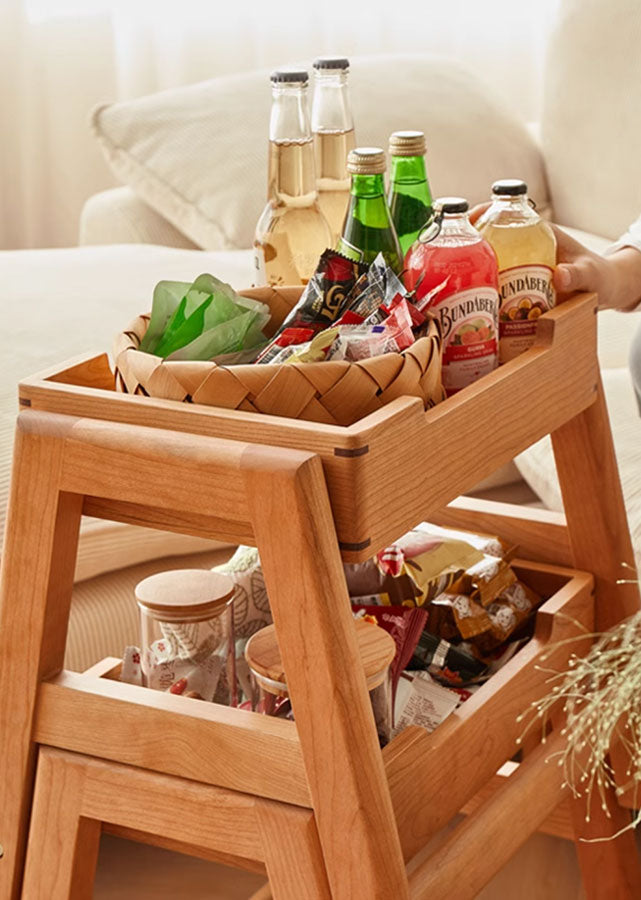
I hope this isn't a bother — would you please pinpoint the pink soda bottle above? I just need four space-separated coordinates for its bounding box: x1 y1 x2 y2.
404 197 499 395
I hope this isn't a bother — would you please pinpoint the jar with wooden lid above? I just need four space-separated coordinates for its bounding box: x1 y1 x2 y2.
245 618 396 745
135 569 236 705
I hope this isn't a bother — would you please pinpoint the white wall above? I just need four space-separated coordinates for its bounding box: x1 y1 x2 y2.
2 0 560 249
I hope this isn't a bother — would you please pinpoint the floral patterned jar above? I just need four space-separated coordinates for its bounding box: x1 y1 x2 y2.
135 569 236 705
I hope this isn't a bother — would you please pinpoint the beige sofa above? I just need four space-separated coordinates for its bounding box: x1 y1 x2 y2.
3 0 641 677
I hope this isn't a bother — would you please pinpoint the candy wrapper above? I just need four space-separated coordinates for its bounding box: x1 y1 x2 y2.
352 604 428 691
428 593 493 641
121 638 226 702
410 630 488 686
273 250 366 337
472 580 542 655
447 554 517 608
255 327 314 364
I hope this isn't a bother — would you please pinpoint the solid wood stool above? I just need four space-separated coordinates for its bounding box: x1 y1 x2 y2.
22 745 329 900
2 293 641 899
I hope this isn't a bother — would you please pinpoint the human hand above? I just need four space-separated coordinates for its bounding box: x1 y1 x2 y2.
553 227 641 311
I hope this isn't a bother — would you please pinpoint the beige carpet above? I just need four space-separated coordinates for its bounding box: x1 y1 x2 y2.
94 830 588 899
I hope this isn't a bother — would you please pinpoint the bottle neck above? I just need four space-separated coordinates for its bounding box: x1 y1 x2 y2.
389 155 427 185
311 71 353 134
430 211 480 246
486 193 539 224
270 83 311 143
350 173 386 198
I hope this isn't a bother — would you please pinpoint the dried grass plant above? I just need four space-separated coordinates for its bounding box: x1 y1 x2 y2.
518 564 641 840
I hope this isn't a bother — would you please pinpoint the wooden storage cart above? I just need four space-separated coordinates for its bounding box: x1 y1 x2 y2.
1 292 640 898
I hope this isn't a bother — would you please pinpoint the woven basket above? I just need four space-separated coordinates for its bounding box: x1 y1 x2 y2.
114 285 445 427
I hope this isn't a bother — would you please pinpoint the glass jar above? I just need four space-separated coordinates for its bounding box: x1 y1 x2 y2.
135 568 236 706
245 618 395 745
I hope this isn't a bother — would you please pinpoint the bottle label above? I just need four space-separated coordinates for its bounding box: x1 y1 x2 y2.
252 245 267 287
434 287 499 394
498 264 555 363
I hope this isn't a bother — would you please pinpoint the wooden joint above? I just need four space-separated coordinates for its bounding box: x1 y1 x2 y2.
333 445 369 458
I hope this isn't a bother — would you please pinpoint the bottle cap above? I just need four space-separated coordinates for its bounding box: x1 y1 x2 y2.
313 57 349 70
435 197 469 215
491 179 527 196
245 619 396 694
389 130 426 157
135 569 235 623
347 147 386 175
270 69 309 85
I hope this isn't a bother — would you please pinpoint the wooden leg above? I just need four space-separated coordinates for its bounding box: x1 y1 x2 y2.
244 449 408 900
22 749 101 900
552 377 641 895
256 801 331 900
551 375 640 628
0 415 82 899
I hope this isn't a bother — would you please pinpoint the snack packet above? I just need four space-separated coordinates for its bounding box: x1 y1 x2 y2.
410 630 488 686
352 604 428 689
274 250 366 337
376 530 484 606
472 580 541 654
254 327 314 364
281 328 339 364
447 555 517 608
428 593 493 641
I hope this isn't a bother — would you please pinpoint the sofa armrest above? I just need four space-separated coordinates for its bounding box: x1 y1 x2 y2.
78 186 200 249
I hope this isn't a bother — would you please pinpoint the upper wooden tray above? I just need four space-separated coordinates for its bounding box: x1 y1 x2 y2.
18 294 598 561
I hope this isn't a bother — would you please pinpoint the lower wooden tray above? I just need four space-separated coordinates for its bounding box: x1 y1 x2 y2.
36 559 594 866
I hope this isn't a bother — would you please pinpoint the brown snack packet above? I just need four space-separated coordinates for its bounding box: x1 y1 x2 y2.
448 555 517 608
428 593 493 641
472 580 542 654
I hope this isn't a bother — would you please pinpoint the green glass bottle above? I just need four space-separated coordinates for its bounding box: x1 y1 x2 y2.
337 147 402 272
388 131 433 257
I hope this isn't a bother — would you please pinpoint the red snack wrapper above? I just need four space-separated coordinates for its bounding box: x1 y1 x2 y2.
335 309 365 326
255 327 314 364
352 604 428 691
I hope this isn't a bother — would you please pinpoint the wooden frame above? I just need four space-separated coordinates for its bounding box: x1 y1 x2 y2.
1 292 640 898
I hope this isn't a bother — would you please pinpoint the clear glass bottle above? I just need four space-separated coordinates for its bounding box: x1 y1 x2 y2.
311 56 356 246
476 179 557 363
388 131 433 257
135 569 237 706
337 147 402 273
244 619 395 745
404 197 499 395
253 70 332 287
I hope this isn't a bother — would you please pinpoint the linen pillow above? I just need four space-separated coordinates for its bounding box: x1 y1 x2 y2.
92 54 550 251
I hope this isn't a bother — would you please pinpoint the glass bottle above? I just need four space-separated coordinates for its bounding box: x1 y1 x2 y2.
388 131 433 257
253 70 332 287
311 56 356 246
476 179 557 363
337 147 402 272
404 197 499 395
135 569 237 706
244 619 396 745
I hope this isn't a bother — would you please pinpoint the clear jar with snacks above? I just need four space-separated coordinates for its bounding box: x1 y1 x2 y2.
135 568 237 706
245 618 396 745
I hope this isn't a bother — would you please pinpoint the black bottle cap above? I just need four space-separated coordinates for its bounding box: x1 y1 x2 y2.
492 179 527 196
270 69 309 84
313 57 349 70
436 197 469 214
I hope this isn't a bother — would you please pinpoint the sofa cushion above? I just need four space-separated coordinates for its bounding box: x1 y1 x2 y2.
92 54 551 251
543 0 641 239
515 367 641 570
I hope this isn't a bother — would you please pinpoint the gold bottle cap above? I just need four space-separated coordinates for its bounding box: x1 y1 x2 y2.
389 130 426 157
347 147 386 175
135 569 235 623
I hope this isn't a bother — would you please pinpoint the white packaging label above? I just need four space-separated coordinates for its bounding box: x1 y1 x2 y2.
498 264 555 363
433 286 499 394
252 245 267 287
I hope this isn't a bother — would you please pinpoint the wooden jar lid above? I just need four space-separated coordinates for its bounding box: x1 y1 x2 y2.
135 569 235 622
245 618 396 693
